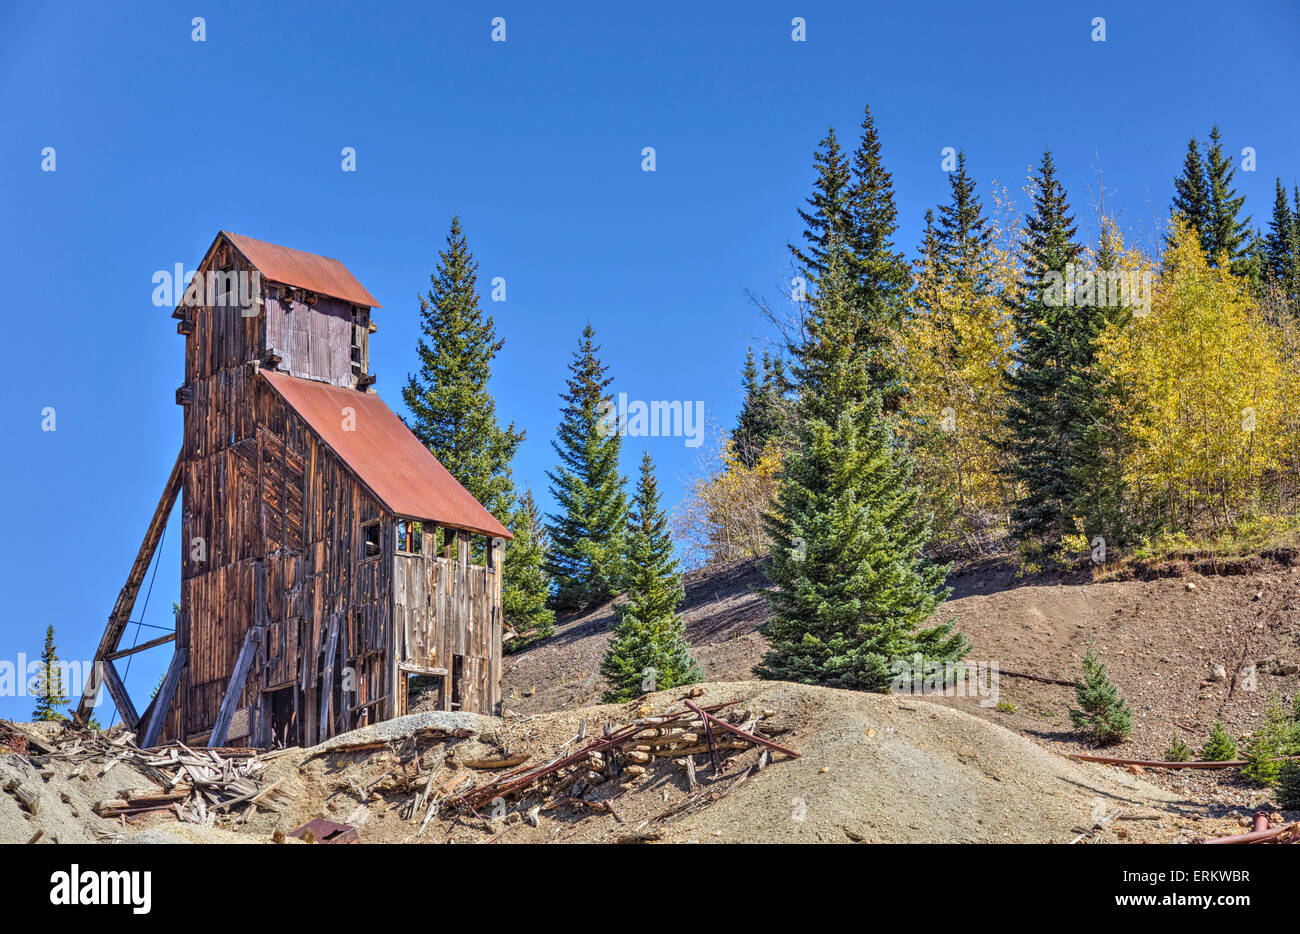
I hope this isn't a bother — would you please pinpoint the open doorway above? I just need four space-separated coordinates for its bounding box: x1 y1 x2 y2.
266 686 296 748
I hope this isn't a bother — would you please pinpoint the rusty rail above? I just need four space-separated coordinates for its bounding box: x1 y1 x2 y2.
1070 752 1300 769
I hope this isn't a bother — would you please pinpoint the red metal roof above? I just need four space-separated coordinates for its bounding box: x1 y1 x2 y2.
223 231 382 308
261 371 512 539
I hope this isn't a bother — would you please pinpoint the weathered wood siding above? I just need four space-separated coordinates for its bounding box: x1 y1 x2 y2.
167 372 394 744
392 539 503 717
263 290 367 388
158 233 499 746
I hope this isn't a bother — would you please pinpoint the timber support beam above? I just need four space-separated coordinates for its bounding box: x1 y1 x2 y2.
75 450 183 724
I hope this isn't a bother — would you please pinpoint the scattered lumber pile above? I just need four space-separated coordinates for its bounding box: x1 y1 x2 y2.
2 720 294 828
450 695 799 817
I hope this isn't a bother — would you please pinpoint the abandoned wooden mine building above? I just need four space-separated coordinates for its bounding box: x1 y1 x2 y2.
76 231 512 748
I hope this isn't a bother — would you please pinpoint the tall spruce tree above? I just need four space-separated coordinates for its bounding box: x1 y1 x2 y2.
502 488 555 651
845 105 911 409
1292 185 1300 310
757 242 967 690
1171 137 1210 249
402 216 524 522
1003 149 1083 551
32 625 68 722
545 324 628 610
732 348 788 466
789 127 853 284
1203 126 1251 271
790 109 909 409
935 150 995 290
1067 220 1133 542
600 452 700 701
1266 178 1296 311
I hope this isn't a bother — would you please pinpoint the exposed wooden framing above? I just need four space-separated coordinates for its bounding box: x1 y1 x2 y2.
98 658 139 730
140 232 508 748
140 647 187 748
209 625 260 748
398 662 449 677
318 611 341 745
106 631 176 661
76 450 183 723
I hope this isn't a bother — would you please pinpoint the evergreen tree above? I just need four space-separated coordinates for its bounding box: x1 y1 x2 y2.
1265 177 1294 286
1069 648 1132 745
1067 219 1134 542
545 324 628 610
502 488 555 651
1002 150 1083 551
733 348 788 466
1278 760 1300 806
1265 177 1297 314
935 150 995 290
1292 185 1300 310
31 625 68 722
790 108 910 409
1201 722 1237 761
600 452 700 701
757 244 967 690
917 208 942 273
845 105 911 409
1202 125 1251 271
402 215 524 522
789 127 853 284
1171 136 1210 248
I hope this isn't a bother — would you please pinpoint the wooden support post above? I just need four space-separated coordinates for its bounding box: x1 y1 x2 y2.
140 647 187 748
106 632 176 661
76 450 183 723
209 626 259 748
318 611 341 744
98 658 139 730
490 537 504 716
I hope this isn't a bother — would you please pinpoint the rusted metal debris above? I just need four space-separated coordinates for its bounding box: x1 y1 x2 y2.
289 818 359 845
450 697 798 814
1071 752 1300 770
1195 817 1299 844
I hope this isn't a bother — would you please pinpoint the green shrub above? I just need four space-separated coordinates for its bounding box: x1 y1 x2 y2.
1241 698 1295 787
1069 649 1133 745
1277 760 1300 807
1201 722 1237 761
1163 736 1192 762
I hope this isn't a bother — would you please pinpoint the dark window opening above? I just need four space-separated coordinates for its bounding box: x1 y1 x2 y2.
451 655 464 710
362 521 381 558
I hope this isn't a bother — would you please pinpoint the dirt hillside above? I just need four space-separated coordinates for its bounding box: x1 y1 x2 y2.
2 682 1242 844
498 553 1300 813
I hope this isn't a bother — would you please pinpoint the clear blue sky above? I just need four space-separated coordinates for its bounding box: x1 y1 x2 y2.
1 1 1296 722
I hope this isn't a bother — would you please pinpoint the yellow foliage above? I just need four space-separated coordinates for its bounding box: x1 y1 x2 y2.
673 437 781 568
1095 217 1295 530
894 237 1020 552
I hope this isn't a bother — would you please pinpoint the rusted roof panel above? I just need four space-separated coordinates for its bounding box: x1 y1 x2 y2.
224 231 382 308
261 371 511 539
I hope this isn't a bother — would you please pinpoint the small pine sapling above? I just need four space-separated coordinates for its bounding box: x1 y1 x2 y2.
1163 736 1192 762
1201 722 1237 761
1069 648 1133 745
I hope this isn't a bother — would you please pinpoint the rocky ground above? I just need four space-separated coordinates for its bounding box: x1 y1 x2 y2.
2 683 1263 845
7 550 1298 844
497 551 1300 814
